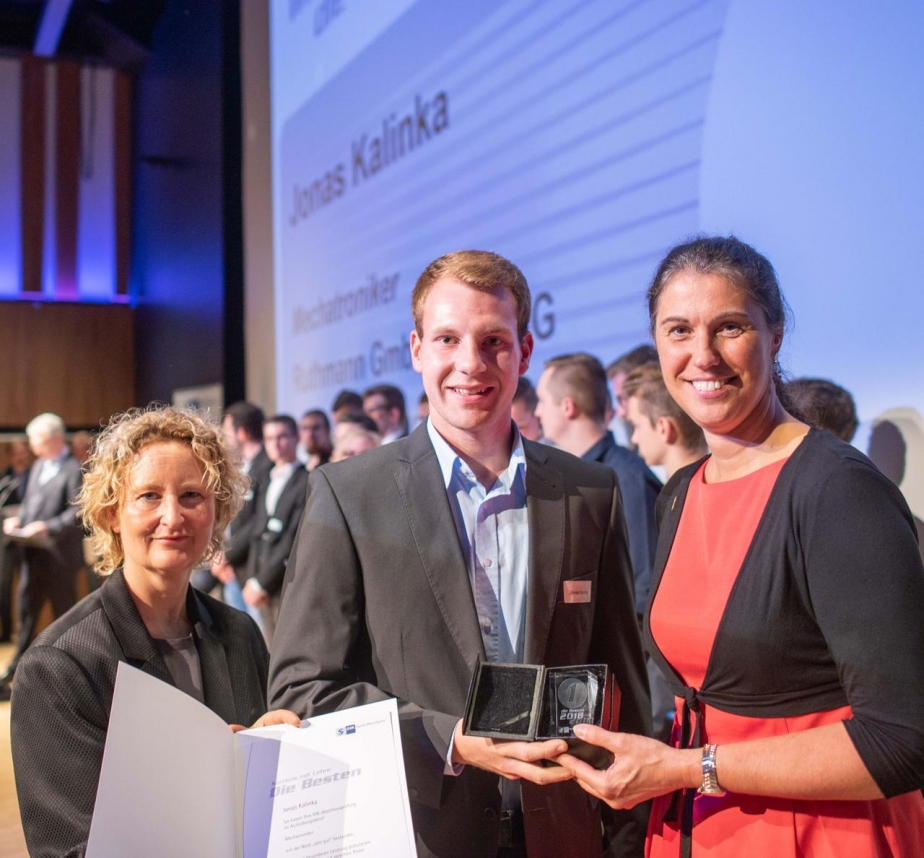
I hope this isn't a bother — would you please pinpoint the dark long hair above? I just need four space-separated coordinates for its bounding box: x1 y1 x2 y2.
647 235 798 414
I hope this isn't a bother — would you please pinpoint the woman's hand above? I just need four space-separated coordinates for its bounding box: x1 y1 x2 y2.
230 709 302 733
556 725 699 809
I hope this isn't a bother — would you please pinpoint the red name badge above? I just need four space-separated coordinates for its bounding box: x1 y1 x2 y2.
563 580 592 603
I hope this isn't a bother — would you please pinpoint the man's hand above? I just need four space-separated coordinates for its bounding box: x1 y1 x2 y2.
449 720 573 785
230 709 302 733
211 556 236 585
243 579 270 607
19 521 49 539
3 516 21 535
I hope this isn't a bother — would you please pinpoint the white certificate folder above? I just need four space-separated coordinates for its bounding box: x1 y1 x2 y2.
87 663 418 858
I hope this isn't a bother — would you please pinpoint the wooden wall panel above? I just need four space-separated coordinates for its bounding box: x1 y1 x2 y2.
0 302 135 429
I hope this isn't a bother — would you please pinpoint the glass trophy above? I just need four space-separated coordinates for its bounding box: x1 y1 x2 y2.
547 668 600 737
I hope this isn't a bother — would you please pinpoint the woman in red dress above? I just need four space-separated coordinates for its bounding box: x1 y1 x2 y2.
559 236 924 856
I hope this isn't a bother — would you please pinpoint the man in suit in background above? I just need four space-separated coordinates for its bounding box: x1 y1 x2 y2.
1 413 84 688
210 402 273 612
270 251 651 857
363 383 409 444
535 354 661 618
0 439 32 644
331 389 364 425
242 415 308 646
297 409 333 470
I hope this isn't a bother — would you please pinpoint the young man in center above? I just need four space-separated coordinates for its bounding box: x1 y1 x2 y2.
269 250 650 858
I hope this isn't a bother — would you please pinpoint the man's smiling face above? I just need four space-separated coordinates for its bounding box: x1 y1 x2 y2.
410 277 532 449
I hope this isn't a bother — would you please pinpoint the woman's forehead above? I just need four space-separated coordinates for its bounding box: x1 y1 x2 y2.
124 441 205 481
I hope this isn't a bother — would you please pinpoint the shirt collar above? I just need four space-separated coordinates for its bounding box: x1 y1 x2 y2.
581 430 616 462
270 460 297 481
427 417 527 491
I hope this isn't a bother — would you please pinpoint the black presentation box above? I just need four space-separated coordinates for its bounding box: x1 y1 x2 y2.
461 662 620 768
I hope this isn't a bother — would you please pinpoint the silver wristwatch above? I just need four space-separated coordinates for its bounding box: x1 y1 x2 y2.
698 743 726 796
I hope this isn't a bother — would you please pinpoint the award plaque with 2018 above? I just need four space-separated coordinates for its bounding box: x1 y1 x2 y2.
546 669 600 738
462 662 618 768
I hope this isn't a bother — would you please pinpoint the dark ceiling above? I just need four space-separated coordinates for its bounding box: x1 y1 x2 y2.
0 0 167 71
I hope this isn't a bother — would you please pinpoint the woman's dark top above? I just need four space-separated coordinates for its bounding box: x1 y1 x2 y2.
11 569 270 858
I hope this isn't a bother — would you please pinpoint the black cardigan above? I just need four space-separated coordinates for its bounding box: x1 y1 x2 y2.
643 429 924 798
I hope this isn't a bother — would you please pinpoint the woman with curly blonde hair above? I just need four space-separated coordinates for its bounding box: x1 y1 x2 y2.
11 405 298 858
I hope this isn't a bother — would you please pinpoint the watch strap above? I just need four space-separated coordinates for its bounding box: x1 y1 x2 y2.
698 743 726 796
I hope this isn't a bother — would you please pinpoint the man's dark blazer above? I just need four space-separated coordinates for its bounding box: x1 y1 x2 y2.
19 453 85 574
0 465 30 640
247 463 309 597
12 453 85 660
269 423 651 858
223 447 272 583
581 433 661 616
11 569 270 858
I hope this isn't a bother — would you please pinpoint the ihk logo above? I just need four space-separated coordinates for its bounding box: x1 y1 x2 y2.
337 725 357 736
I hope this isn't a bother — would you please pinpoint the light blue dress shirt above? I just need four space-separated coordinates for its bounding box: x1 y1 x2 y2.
427 419 529 665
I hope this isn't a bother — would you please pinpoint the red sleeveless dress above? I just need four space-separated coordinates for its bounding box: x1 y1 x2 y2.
646 458 924 857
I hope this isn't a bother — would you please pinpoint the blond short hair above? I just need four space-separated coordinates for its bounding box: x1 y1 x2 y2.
412 250 532 339
78 406 248 577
